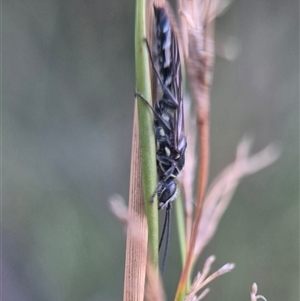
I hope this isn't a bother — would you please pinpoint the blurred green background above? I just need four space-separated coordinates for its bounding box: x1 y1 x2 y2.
3 0 299 300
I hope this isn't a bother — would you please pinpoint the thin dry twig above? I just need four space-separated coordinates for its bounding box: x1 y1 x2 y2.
250 283 267 301
181 96 197 247
185 256 235 301
193 138 280 258
110 194 129 226
176 0 218 295
195 288 210 301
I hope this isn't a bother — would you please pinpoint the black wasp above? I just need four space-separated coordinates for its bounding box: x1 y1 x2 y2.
137 5 187 272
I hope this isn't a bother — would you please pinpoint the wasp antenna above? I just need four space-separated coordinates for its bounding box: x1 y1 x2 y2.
160 207 171 274
159 207 168 251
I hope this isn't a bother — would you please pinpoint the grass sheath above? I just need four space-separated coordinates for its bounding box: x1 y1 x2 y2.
136 0 159 277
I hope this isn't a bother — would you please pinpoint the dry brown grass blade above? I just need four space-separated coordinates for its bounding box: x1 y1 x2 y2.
123 105 148 301
110 193 166 301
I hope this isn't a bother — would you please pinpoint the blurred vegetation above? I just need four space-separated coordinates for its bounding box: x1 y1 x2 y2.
3 0 299 300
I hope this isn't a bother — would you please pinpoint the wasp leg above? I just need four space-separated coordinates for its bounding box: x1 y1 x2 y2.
135 91 173 132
